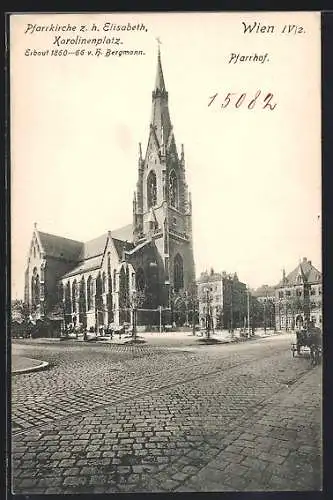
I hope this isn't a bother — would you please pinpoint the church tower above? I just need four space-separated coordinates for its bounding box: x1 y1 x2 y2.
133 46 195 304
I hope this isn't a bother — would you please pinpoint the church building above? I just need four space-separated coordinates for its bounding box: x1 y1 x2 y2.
24 48 196 330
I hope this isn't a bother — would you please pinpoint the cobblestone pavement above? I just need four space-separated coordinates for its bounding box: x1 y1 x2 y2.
11 334 322 493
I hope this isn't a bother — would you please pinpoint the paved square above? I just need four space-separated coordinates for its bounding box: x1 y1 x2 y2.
11 333 322 493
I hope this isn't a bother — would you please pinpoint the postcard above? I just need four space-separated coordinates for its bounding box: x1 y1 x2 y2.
9 12 321 494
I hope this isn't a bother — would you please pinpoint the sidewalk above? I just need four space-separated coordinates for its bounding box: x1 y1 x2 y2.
90 330 238 346
12 355 49 374
176 366 322 491
13 329 286 348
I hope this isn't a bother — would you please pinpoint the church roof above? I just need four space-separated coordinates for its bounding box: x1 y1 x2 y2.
61 231 134 278
37 231 83 261
62 255 103 279
33 222 137 281
276 258 322 287
111 224 134 242
79 233 108 260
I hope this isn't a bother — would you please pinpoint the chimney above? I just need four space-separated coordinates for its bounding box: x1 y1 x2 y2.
303 257 307 262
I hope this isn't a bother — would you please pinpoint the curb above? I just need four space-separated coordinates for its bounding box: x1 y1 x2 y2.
12 360 49 375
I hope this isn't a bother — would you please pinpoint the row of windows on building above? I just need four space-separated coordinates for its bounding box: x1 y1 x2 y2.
30 253 185 312
60 266 135 312
279 315 322 326
278 287 322 299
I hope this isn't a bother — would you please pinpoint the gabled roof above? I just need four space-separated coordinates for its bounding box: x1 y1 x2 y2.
79 233 109 260
37 231 83 261
62 255 103 279
35 223 137 280
277 258 322 287
111 224 134 243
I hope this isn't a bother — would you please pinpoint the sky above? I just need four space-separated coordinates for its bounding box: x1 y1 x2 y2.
10 12 321 299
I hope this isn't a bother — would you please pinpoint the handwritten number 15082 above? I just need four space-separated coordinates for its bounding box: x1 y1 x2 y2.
208 91 277 110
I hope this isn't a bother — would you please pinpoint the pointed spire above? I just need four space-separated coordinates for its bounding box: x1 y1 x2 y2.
155 39 166 93
150 44 171 149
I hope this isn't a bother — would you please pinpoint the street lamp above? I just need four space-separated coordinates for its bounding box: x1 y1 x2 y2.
230 280 234 334
204 287 212 339
247 287 251 338
184 290 189 327
263 285 268 333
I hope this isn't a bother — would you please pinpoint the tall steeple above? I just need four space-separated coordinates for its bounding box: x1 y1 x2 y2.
150 45 172 148
132 44 195 300
155 44 166 93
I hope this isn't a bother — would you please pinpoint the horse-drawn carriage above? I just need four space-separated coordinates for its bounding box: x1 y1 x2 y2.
291 322 322 366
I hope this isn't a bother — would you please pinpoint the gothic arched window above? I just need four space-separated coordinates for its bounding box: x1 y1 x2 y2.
107 252 111 275
65 281 71 315
79 277 86 323
87 276 92 310
147 170 157 209
119 265 129 308
102 272 106 293
95 273 103 312
72 280 78 313
169 170 178 209
107 266 113 322
174 253 184 293
31 267 40 307
136 267 145 291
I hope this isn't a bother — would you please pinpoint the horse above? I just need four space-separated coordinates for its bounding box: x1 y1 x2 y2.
308 326 322 366
296 328 309 354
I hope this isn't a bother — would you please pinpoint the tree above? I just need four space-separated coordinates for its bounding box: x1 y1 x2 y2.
250 296 262 333
186 282 199 335
172 282 199 333
130 290 146 341
11 299 30 323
